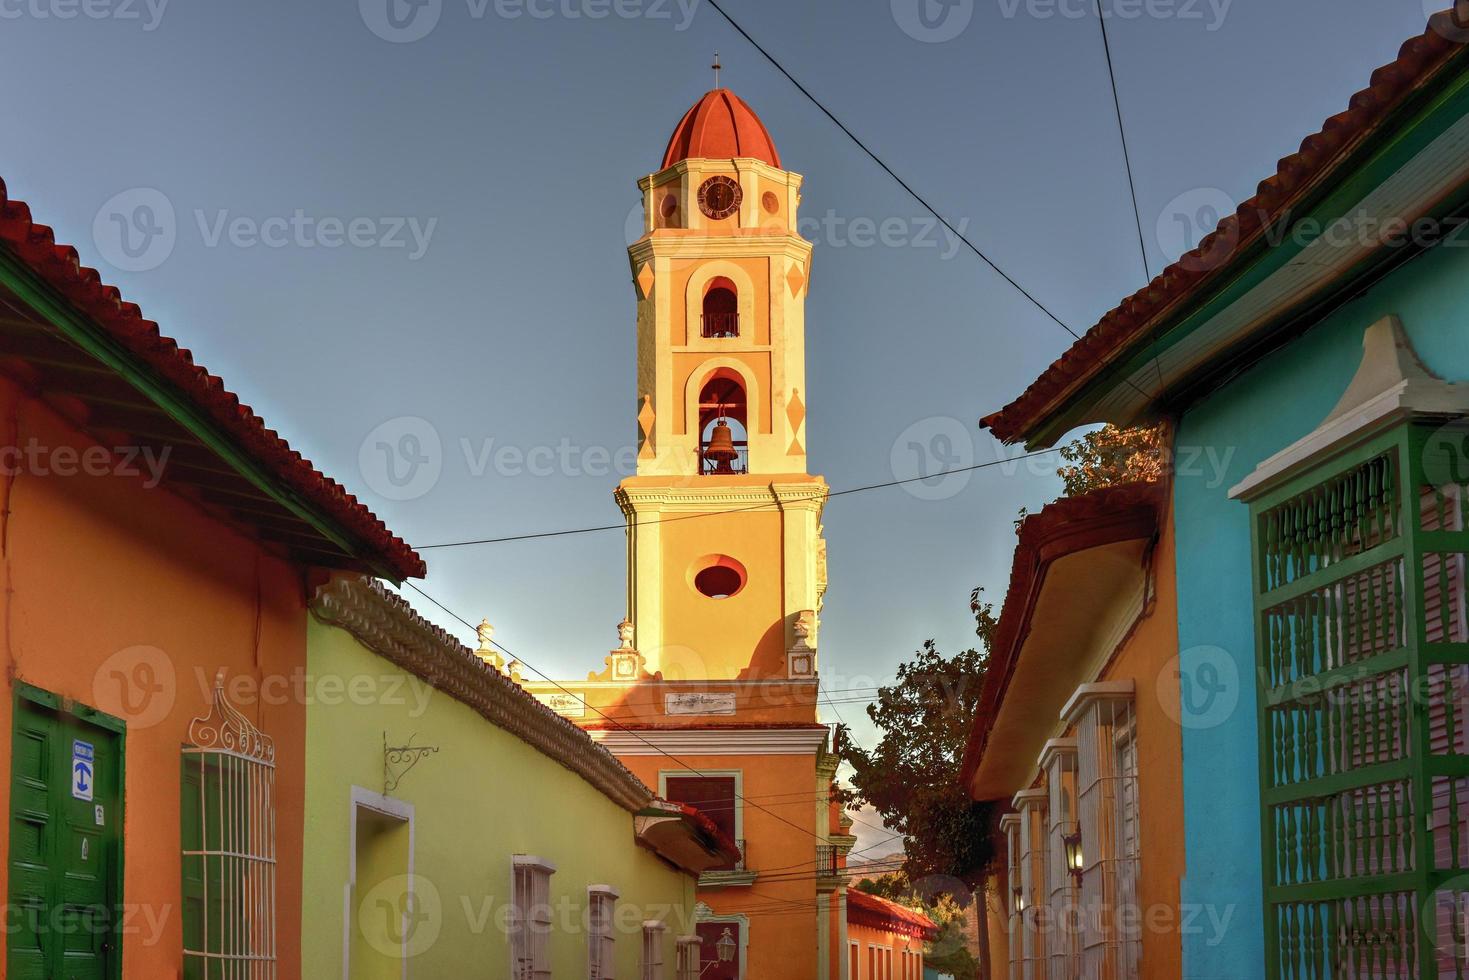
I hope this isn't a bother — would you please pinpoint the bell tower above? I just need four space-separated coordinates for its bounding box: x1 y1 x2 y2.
621 86 827 681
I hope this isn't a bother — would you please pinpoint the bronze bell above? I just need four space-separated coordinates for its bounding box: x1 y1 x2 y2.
704 419 739 473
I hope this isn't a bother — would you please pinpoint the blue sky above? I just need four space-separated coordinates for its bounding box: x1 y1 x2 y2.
1 0 1432 770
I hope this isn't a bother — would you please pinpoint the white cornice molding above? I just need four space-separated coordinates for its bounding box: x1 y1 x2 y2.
310 577 655 814
627 235 813 267
637 158 805 189
588 727 830 756
1037 738 1078 772
1060 680 1136 727
520 678 819 691
615 482 828 516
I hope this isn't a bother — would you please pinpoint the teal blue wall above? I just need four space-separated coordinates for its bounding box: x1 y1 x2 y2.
1173 238 1469 978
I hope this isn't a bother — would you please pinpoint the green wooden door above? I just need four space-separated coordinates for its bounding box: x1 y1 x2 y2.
7 691 123 980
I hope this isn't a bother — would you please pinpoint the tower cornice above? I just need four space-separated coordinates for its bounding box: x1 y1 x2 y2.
614 478 828 517
627 233 812 269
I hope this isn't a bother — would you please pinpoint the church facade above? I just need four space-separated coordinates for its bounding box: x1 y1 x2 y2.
522 84 857 979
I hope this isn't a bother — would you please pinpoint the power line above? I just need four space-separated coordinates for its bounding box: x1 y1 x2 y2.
417 448 1061 550
400 580 844 852
702 0 1080 342
701 0 1165 411
394 581 915 878
1093 0 1165 398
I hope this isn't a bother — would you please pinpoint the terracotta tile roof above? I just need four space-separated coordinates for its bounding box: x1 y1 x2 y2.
958 482 1165 790
982 11 1469 446
662 88 782 169
0 177 425 580
847 888 939 940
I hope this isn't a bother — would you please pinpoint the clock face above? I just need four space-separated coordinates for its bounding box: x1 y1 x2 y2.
697 176 743 220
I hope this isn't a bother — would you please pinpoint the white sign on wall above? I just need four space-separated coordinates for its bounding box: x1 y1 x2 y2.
71 740 95 802
665 693 737 716
535 692 587 718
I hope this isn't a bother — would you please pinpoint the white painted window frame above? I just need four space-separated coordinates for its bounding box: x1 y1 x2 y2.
341 787 415 980
657 769 744 844
589 884 620 979
675 935 701 980
641 920 667 980
512 855 556 980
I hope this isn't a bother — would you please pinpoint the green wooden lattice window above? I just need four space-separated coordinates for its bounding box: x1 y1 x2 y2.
1252 422 1469 978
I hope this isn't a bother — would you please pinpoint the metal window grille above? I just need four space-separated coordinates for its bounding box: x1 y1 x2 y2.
1074 693 1139 980
675 936 700 980
513 859 554 979
1012 788 1049 980
1249 426 1469 978
181 671 277 980
588 887 618 979
1042 740 1082 978
642 923 665 980
1001 814 1024 980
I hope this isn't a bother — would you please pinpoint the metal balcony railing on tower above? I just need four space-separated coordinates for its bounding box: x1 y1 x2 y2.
816 845 838 877
699 442 747 476
701 312 739 338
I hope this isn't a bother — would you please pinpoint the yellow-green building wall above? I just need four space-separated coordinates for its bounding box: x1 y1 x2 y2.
302 616 697 977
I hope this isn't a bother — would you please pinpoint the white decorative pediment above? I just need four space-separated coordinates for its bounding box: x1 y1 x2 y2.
1232 316 1469 500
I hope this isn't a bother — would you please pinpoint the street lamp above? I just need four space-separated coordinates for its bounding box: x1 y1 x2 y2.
699 927 738 974
1062 829 1084 880
1012 885 1026 914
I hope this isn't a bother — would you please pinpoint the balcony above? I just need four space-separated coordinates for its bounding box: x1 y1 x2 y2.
699 839 756 888
701 312 739 338
816 844 840 878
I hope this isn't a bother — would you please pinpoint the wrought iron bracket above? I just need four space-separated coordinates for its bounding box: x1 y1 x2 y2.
383 732 439 793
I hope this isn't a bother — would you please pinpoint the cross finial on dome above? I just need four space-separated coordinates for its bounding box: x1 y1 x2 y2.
712 52 721 89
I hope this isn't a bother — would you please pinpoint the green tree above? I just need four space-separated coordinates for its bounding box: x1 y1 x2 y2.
1055 423 1167 496
1016 423 1167 529
838 593 1000 975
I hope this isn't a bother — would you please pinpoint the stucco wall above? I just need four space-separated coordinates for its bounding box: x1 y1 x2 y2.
846 914 926 980
0 374 309 977
1097 498 1184 978
302 617 696 978
619 750 821 980
1171 238 1469 977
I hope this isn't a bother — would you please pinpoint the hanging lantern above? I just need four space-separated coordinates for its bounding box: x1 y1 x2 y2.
703 419 739 473
1013 885 1026 914
1063 829 1084 879
715 926 737 962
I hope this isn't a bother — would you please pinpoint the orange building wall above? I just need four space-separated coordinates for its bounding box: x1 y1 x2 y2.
618 751 820 980
846 917 926 980
1095 495 1184 979
0 376 308 978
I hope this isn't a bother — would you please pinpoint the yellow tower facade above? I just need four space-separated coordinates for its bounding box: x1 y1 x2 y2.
524 87 855 980
622 89 828 682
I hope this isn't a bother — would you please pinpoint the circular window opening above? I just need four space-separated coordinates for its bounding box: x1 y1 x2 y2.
761 191 780 215
690 555 747 599
660 193 679 219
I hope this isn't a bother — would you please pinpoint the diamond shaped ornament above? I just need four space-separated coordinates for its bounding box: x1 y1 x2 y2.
785 262 806 297
636 262 655 299
786 388 806 454
637 395 656 459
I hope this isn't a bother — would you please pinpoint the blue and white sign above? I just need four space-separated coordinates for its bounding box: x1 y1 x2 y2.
72 739 95 802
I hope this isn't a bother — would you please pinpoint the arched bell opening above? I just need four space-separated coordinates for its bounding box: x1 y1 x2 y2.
701 277 739 338
698 370 748 475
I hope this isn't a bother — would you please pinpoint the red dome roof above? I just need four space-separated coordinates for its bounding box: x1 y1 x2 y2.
662 89 781 169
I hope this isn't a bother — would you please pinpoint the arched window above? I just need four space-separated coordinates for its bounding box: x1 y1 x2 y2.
701 278 739 338
697 371 747 475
